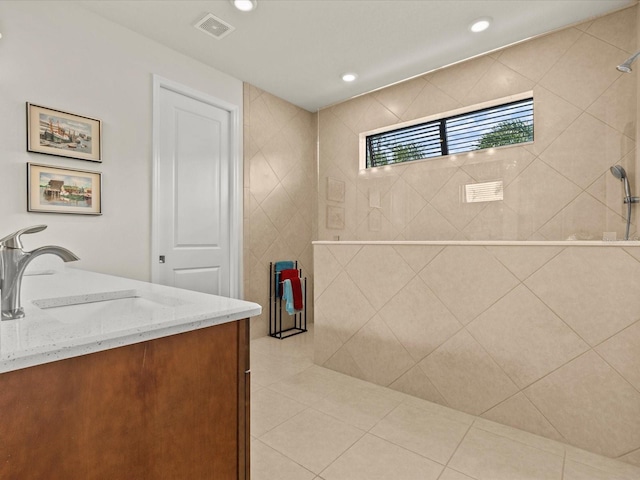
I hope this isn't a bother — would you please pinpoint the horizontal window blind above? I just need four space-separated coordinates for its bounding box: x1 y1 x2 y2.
365 97 533 168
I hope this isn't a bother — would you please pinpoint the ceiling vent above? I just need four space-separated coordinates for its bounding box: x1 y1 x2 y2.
194 13 235 40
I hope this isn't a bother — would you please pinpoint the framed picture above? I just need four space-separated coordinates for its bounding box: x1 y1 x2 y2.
26 103 102 162
27 163 102 215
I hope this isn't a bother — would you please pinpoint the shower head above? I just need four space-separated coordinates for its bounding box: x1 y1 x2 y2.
617 51 640 73
611 165 632 199
610 165 627 180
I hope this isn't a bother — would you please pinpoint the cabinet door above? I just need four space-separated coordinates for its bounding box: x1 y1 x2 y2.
0 320 249 480
145 321 241 479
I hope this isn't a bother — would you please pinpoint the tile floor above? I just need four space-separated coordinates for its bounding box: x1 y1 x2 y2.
250 326 640 480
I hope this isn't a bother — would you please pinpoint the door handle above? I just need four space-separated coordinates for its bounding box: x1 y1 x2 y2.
159 255 165 264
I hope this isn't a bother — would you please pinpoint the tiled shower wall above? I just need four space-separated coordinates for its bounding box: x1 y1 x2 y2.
243 84 317 338
317 6 638 241
314 242 640 465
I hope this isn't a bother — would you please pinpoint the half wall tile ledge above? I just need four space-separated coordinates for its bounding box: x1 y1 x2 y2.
313 240 640 247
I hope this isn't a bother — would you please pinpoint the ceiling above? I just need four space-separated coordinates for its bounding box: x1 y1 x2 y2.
79 0 636 112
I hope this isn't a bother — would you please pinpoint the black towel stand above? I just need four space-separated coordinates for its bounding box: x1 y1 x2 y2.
269 261 307 339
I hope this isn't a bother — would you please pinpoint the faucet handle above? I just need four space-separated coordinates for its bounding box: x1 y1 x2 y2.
0 225 48 249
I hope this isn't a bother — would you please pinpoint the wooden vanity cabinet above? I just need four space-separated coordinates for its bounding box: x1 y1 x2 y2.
0 318 250 480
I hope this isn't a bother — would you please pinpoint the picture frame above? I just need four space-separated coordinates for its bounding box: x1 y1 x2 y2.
27 163 102 215
26 103 102 162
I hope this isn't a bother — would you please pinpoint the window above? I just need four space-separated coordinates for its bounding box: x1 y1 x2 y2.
362 95 533 169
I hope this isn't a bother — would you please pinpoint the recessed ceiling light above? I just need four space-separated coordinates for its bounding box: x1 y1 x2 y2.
470 17 492 33
342 73 358 82
231 0 257 12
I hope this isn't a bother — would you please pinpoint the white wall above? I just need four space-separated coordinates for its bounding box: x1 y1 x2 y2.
0 1 243 281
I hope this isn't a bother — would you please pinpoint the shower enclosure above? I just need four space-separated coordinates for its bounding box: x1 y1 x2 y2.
314 4 640 467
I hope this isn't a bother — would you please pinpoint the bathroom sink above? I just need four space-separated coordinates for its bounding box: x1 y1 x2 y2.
32 289 186 325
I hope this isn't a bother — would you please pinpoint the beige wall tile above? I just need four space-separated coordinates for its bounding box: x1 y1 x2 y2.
463 61 535 106
283 212 313 258
260 183 296 232
389 365 448 406
428 55 495 104
249 151 280 204
525 247 640 345
588 149 637 219
315 271 375 343
484 245 563 280
420 246 519 325
324 345 368 382
326 244 362 266
344 245 415 310
540 113 634 189
385 178 428 231
468 285 588 388
497 27 581 82
400 161 457 203
527 85 582 157
588 75 637 140
480 393 566 445
538 192 627 241
379 276 462 361
525 351 640 458
503 159 582 234
312 315 343 365
313 246 342 299
403 394 476 425
315 8 636 242
460 146 535 187
344 315 415 386
596 320 640 391
587 5 638 54
392 244 444 273
429 170 487 231
331 95 375 134
462 202 525 240
355 100 401 133
539 33 626 110
244 83 316 335
473 416 566 458
249 208 279 259
401 81 461 122
372 76 428 119
419 330 519 415
249 94 282 149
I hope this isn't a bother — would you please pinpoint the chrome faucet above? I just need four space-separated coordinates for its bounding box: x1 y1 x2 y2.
0 225 79 320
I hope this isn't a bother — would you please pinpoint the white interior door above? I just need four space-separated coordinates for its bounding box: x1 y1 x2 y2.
155 85 231 296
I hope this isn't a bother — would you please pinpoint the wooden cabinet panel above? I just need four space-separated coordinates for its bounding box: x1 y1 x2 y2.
0 319 249 480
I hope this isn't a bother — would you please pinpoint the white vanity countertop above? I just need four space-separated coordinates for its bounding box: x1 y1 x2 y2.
0 268 261 373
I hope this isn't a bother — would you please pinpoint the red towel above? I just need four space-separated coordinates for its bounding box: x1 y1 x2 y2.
280 269 303 311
